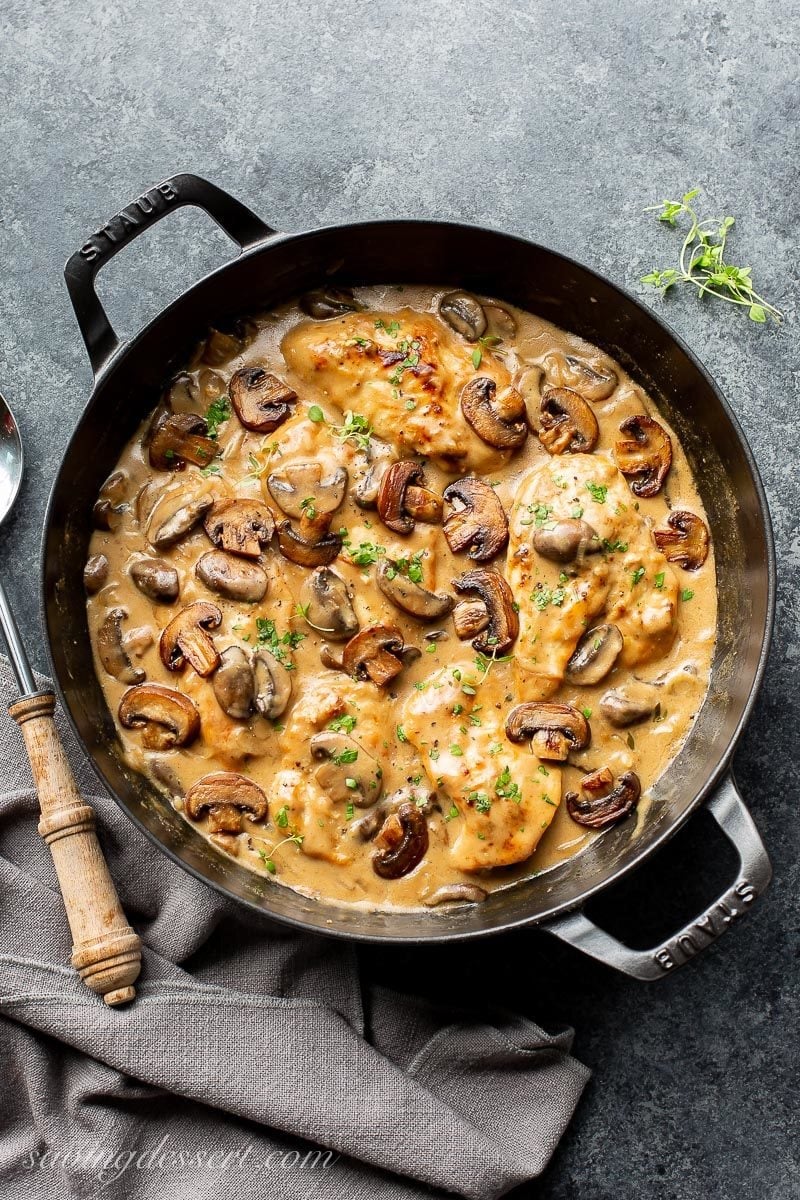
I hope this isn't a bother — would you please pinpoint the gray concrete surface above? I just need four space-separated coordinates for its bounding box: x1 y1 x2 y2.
1 1 798 1197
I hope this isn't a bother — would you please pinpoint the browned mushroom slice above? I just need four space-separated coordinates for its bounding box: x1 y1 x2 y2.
614 414 673 497
377 461 431 534
565 624 624 685
438 291 487 341
505 702 591 761
201 320 255 366
452 598 490 641
342 624 406 686
352 440 395 509
372 802 429 879
267 460 347 540
252 648 293 719
84 554 109 594
212 646 255 720
298 567 358 641
204 499 275 559
536 387 599 455
276 521 342 568
599 683 659 727
566 769 641 829
442 477 509 561
319 643 345 671
542 350 618 402
532 518 600 563
130 559 180 603
92 470 128 530
118 682 200 749
196 551 268 603
159 601 222 676
310 731 384 807
148 495 214 550
483 303 517 340
375 559 454 622
148 410 219 471
97 609 145 684
653 510 710 569
424 882 488 907
300 287 361 319
229 367 297 433
184 771 268 835
460 377 528 450
452 569 518 655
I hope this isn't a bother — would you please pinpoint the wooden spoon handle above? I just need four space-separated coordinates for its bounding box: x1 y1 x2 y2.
9 692 142 1006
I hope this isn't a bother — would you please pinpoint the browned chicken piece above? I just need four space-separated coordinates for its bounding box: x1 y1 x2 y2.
282 308 514 472
401 660 562 871
508 454 679 699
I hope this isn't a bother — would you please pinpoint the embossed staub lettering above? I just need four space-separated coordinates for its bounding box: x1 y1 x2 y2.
653 877 757 971
79 181 179 262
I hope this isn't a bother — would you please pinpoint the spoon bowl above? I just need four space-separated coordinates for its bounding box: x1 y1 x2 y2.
0 390 24 527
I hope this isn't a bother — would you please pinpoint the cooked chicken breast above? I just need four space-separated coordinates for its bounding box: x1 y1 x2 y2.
282 307 513 472
401 660 562 871
509 453 679 699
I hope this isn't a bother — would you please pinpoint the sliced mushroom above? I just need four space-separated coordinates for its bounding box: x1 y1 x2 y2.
438 291 487 341
542 350 618 402
599 684 658 727
252 647 293 720
276 521 342 567
196 551 268 603
84 554 109 594
342 625 406 686
351 787 433 841
136 480 161 528
452 598 490 641
148 494 214 550
443 477 509 561
483 303 517 339
505 702 591 761
320 643 345 670
123 625 155 657
566 770 641 829
148 410 219 471
460 377 528 450
300 287 361 319
229 367 297 433
130 559 180 603
535 387 599 454
118 682 200 749
97 609 145 684
204 499 275 559
159 602 221 676
310 731 383 807
405 485 443 523
212 646 255 720
184 771 268 835
377 461 431 534
373 802 429 879
375 559 454 622
615 414 673 497
92 470 128 530
653 511 710 570
352 439 395 509
565 624 624 686
267 460 347 538
300 567 359 640
424 882 488 907
532 518 600 564
201 319 255 366
452 569 518 655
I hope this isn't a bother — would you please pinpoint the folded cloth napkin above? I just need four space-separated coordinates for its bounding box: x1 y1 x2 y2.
0 660 589 1200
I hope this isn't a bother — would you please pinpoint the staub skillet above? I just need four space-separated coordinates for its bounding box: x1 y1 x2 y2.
46 174 774 978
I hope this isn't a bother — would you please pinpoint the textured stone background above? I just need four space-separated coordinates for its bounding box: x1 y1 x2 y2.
0 1 798 1197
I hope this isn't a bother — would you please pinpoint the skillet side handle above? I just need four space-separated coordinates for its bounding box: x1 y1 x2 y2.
64 172 276 378
542 774 771 980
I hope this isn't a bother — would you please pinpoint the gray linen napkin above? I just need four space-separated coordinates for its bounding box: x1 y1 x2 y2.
0 660 589 1200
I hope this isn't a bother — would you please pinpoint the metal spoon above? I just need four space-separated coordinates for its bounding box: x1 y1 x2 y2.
0 388 141 1005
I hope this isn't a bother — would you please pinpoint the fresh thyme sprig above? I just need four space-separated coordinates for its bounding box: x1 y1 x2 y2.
641 188 782 324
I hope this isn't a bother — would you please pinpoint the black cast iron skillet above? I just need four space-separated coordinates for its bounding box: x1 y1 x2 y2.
45 173 775 978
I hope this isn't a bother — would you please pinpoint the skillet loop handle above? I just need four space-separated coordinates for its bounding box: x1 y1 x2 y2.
64 172 276 379
543 774 771 980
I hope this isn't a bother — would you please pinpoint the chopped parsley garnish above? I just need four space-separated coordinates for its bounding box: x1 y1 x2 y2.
396 725 408 743
255 618 306 669
469 791 492 813
681 588 695 601
586 481 608 504
471 347 482 369
329 713 357 734
205 395 232 437
345 802 355 820
375 318 401 337
450 744 464 757
308 404 325 423
631 566 646 587
275 806 289 828
300 496 318 519
331 747 358 766
654 571 666 589
384 551 424 584
495 765 521 802
341 535 386 566
331 410 372 450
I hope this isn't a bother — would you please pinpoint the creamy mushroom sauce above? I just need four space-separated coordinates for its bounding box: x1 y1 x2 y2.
85 285 716 910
